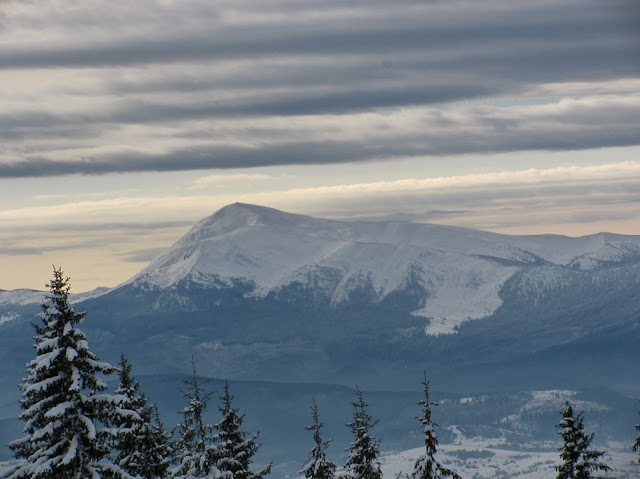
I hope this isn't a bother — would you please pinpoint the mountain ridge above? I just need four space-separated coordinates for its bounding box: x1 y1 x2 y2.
0 202 638 405
3 203 640 337
116 203 640 334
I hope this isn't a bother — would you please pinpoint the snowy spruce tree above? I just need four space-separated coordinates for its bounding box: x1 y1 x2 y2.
111 355 172 479
555 401 612 479
344 387 382 479
212 380 271 479
171 359 219 479
300 399 336 479
406 375 460 479
8 267 134 479
634 403 640 463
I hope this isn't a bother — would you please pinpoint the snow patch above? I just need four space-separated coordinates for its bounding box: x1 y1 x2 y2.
0 312 19 326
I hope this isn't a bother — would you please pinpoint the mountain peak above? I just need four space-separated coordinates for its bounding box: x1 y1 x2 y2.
179 203 332 245
186 203 278 240
124 204 640 333
215 202 276 216
201 202 313 231
125 203 324 290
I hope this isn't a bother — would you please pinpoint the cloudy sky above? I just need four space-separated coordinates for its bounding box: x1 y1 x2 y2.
1 0 639 291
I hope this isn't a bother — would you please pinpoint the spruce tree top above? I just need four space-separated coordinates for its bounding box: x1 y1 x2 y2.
301 399 336 479
171 358 219 479
344 387 382 479
116 354 139 398
112 354 172 479
8 267 127 479
634 402 640 463
407 373 460 479
175 358 215 456
555 401 612 479
213 380 271 479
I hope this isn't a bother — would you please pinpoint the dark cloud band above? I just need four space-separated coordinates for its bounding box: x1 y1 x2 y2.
1 0 639 178
2 122 639 178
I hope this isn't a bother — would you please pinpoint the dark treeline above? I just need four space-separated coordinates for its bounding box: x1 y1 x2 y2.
4 268 639 479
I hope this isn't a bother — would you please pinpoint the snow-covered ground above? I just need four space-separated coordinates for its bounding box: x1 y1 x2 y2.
380 432 639 479
380 443 638 479
497 390 610 430
5 444 636 479
3 390 637 479
0 311 19 326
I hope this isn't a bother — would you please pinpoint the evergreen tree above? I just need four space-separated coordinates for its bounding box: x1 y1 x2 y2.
8 267 132 479
344 387 382 479
111 355 172 479
301 399 336 479
407 375 460 479
152 406 175 471
633 402 640 463
171 359 219 479
555 401 612 479
212 380 271 479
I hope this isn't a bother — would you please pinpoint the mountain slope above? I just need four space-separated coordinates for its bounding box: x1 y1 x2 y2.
122 202 640 334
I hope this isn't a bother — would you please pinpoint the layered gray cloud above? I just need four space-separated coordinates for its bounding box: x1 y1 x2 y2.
0 220 195 234
1 0 639 177
2 94 639 177
0 247 43 256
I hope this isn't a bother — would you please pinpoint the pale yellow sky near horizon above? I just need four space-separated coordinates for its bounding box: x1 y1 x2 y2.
2 148 640 292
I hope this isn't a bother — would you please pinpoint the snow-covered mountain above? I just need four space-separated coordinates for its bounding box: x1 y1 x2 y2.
2 202 639 396
0 287 110 307
0 289 47 307
1 203 639 472
123 202 640 334
0 287 111 328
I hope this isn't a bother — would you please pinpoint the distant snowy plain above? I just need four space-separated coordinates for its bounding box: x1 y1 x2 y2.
379 440 638 479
